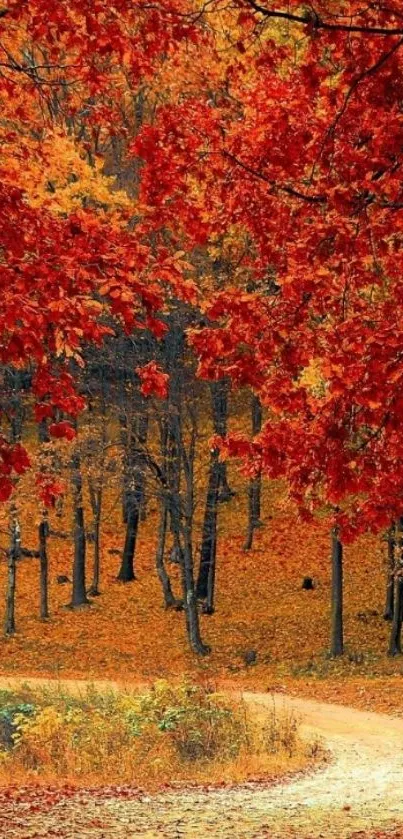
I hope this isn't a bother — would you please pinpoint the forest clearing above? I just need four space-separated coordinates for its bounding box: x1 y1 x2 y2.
1 0 403 835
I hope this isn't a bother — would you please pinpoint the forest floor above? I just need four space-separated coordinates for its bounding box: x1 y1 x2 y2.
1 681 403 838
2 466 403 835
0 474 402 717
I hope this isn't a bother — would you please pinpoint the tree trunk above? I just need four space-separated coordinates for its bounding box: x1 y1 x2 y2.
330 527 343 657
181 524 210 655
70 453 89 607
388 577 403 656
87 479 102 596
39 512 49 619
118 492 140 581
388 518 403 655
5 508 20 635
156 496 180 609
196 379 234 608
196 449 220 608
212 379 234 503
117 412 148 582
244 395 263 551
165 320 209 654
384 524 395 621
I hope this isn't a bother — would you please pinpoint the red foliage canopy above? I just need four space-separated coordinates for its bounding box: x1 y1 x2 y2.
133 1 403 539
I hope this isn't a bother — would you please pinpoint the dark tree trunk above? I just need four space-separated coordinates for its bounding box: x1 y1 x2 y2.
156 497 179 608
118 492 140 582
165 320 209 654
5 508 20 635
244 395 263 551
384 524 395 621
330 527 344 657
88 374 107 596
70 453 89 607
388 577 403 656
117 412 148 582
39 513 49 619
212 379 234 503
87 479 102 596
196 449 220 608
167 423 181 544
155 418 180 609
4 382 23 635
196 380 233 608
181 524 210 656
388 518 403 655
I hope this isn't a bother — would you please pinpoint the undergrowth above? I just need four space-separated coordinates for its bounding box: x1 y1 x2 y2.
0 681 319 788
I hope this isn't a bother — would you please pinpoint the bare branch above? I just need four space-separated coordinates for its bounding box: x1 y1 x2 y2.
244 0 403 36
223 150 326 203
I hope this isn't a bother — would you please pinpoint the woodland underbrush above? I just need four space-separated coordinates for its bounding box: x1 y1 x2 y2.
0 680 319 788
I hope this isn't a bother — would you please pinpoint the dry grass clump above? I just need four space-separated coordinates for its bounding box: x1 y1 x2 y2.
0 681 320 788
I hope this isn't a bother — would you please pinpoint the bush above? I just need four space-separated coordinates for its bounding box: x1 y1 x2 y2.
0 681 313 787
125 680 246 762
0 694 36 752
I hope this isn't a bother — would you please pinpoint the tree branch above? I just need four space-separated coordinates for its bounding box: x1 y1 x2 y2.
245 0 403 36
223 150 326 203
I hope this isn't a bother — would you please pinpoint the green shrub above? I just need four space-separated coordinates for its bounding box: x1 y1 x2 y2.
0 699 36 752
126 680 245 762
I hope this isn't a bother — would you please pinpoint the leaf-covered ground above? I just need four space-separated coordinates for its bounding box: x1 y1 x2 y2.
0 475 401 715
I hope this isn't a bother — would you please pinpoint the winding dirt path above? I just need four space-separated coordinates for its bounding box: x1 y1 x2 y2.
1 676 403 838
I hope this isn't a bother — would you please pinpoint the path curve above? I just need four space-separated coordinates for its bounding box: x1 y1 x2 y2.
2 676 403 838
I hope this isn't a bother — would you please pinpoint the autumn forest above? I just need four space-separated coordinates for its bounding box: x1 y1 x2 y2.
1 1 403 837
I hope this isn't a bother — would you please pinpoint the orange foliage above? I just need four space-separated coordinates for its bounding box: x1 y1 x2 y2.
0 467 401 714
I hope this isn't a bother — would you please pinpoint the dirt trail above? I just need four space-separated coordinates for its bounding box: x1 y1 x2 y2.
1 676 403 838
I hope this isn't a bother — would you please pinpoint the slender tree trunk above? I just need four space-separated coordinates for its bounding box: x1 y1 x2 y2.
388 518 403 655
330 527 343 657
156 496 180 608
212 380 233 503
39 511 49 619
384 524 395 621
117 412 148 582
181 523 210 655
165 319 209 654
5 381 23 634
88 479 102 596
388 577 403 656
155 418 179 608
5 507 20 635
244 395 263 551
196 380 233 607
196 449 220 608
88 377 107 596
167 424 181 547
118 492 140 581
179 420 210 655
70 453 89 607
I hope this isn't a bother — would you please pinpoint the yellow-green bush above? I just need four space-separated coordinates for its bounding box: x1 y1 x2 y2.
0 681 314 786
